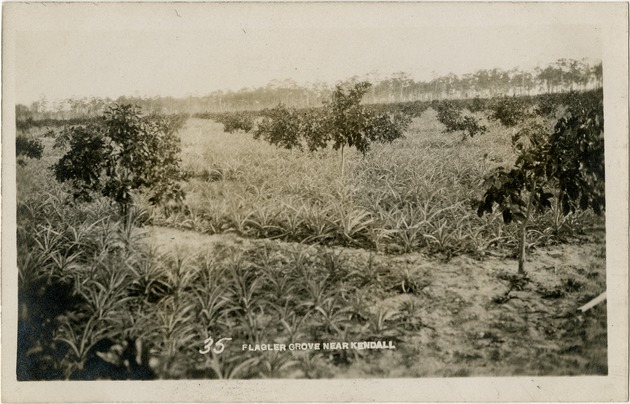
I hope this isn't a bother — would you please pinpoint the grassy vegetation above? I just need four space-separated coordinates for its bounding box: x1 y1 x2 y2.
16 102 606 380
152 109 597 258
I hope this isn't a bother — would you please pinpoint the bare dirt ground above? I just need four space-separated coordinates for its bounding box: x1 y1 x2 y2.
145 224 607 377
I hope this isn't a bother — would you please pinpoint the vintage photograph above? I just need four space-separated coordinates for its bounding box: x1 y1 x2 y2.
2 2 628 402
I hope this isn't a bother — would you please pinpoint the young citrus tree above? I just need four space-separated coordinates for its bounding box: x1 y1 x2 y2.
435 100 487 141
326 82 376 177
16 135 44 166
548 103 605 216
477 100 604 274
53 104 186 216
326 82 412 177
253 104 304 150
489 96 530 128
216 111 255 134
254 82 411 177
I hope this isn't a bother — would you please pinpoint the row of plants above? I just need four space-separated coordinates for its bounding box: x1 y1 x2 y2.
16 116 101 133
15 87 605 380
15 97 419 379
158 96 601 266
30 87 598 272
20 88 600 140
191 89 601 138
17 112 190 132
194 111 257 134
432 89 602 120
432 88 603 137
155 145 591 262
17 180 430 379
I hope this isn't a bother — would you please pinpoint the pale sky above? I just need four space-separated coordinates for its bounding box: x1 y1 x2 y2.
10 3 602 105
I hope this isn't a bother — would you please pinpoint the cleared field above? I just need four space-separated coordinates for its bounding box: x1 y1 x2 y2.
16 107 606 380
141 109 605 377
150 110 597 258
146 224 606 377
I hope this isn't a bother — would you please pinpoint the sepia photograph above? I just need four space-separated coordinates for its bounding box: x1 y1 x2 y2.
2 2 628 402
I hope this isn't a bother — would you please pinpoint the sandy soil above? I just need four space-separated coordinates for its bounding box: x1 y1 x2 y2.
145 225 607 377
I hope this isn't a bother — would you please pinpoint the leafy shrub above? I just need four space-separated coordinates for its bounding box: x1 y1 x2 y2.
366 101 428 119
362 110 412 145
153 112 189 134
549 100 605 215
198 111 256 133
564 89 603 117
435 101 461 131
16 135 44 165
254 82 411 176
253 105 303 149
325 81 401 155
435 101 486 140
477 103 604 273
16 117 36 132
467 96 487 113
489 96 529 127
53 104 186 213
17 117 101 132
535 93 559 118
221 112 255 133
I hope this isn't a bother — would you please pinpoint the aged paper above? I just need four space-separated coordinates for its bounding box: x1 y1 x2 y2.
2 2 628 402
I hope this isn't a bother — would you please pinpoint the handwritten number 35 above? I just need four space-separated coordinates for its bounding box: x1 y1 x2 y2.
199 337 232 354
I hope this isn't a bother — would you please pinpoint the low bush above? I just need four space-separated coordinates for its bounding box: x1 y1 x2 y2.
435 101 486 140
16 135 44 165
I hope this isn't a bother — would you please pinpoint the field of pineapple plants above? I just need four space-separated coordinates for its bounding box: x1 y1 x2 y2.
16 87 607 380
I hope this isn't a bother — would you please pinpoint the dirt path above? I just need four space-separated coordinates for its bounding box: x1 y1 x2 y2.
144 225 607 377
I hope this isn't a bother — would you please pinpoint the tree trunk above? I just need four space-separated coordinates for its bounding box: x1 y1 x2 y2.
517 219 528 274
554 191 564 233
340 144 345 179
518 179 536 274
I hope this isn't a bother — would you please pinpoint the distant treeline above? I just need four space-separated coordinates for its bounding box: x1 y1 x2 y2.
194 89 603 123
16 112 189 132
17 58 602 121
16 116 102 132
